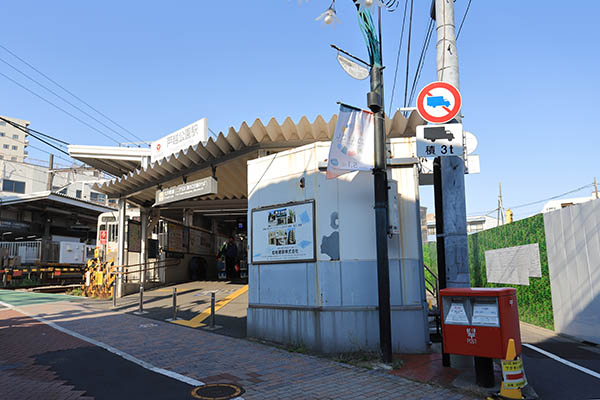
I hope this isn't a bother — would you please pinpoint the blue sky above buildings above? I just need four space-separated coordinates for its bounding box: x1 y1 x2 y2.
0 1 597 218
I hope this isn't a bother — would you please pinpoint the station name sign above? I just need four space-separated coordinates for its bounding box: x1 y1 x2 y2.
151 118 208 163
155 176 218 206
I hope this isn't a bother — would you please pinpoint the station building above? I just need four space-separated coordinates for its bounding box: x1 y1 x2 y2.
69 111 434 354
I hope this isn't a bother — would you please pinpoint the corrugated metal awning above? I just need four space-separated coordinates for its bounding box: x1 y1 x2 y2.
93 111 424 206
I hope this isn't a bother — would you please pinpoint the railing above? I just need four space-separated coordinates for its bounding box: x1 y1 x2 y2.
0 241 42 264
0 240 61 264
424 263 439 301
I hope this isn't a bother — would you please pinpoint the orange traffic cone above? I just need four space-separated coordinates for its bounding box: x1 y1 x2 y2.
496 338 526 399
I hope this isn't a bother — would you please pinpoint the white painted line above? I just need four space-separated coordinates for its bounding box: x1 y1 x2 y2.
523 343 600 380
0 300 204 387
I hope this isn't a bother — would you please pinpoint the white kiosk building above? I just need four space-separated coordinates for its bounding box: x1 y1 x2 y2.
69 111 443 354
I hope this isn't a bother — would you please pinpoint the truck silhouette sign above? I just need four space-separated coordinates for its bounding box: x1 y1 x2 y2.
427 95 451 108
424 126 455 142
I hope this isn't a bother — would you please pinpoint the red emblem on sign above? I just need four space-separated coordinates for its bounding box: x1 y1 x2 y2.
99 230 108 245
156 143 161 151
416 81 462 124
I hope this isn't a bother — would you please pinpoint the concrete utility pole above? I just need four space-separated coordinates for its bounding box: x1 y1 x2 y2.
46 154 54 191
497 182 504 226
433 0 469 287
433 0 470 368
594 177 599 199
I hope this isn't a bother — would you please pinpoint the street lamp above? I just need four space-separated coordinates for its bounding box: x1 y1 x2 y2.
314 0 399 364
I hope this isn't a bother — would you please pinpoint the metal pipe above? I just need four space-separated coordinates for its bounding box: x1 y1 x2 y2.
172 287 177 320
210 292 216 328
138 284 144 314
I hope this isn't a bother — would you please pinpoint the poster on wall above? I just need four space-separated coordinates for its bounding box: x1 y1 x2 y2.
189 228 212 254
127 221 141 253
166 222 185 253
251 200 315 264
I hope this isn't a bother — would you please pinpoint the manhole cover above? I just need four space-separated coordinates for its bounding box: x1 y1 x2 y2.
191 383 245 400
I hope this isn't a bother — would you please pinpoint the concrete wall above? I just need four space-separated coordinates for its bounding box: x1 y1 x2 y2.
247 142 428 353
544 199 600 344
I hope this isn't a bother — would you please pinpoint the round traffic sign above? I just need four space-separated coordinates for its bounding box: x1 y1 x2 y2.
416 81 462 124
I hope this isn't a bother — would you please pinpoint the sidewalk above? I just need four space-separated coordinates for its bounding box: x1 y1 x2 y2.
2 291 478 399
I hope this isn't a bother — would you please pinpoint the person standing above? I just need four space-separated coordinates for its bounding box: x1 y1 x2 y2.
219 236 238 280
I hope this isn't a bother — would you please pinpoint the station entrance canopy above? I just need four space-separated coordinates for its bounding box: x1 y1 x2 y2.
70 111 424 207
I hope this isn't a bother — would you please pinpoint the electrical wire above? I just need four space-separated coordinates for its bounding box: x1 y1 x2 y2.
0 116 68 148
0 130 72 164
0 43 144 143
402 0 414 109
0 116 70 156
388 0 409 116
468 183 595 217
0 71 120 145
407 18 434 107
0 56 136 145
456 0 473 40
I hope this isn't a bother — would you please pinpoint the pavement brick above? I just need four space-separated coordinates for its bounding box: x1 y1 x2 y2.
12 300 481 399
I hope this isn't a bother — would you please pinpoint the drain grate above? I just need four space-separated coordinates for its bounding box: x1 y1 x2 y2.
191 383 245 400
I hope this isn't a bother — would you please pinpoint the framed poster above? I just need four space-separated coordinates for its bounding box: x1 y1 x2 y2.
251 200 316 264
127 221 141 253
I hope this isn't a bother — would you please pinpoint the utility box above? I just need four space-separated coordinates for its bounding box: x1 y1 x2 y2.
59 242 85 264
439 288 521 359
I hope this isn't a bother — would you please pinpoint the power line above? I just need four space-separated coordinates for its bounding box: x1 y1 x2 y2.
388 0 409 115
0 43 144 143
402 0 414 109
456 0 473 40
0 129 72 164
0 71 120 145
0 116 70 156
407 18 434 107
508 184 594 210
468 183 595 217
0 57 135 145
0 116 68 148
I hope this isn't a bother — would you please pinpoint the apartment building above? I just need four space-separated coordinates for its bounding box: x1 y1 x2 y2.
0 116 29 162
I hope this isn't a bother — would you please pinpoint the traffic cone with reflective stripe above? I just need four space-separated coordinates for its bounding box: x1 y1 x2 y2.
499 338 525 399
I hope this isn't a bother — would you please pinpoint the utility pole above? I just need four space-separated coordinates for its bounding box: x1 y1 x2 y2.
594 177 599 199
433 0 470 367
46 154 54 191
497 182 504 226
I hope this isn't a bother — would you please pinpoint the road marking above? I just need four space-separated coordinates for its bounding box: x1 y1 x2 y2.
171 285 248 329
523 343 600 380
0 300 204 387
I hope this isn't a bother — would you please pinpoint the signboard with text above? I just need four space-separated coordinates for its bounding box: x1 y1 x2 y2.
417 123 463 158
251 200 316 264
151 118 208 163
155 176 218 206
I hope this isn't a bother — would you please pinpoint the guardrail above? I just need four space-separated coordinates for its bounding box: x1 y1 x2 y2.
424 263 439 301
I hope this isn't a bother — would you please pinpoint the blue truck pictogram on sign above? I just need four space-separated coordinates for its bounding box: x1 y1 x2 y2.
427 96 450 108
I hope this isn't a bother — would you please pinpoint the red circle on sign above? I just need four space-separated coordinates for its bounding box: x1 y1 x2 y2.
156 143 161 150
416 81 462 124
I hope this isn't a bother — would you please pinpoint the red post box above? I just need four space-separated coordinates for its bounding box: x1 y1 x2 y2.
439 287 521 359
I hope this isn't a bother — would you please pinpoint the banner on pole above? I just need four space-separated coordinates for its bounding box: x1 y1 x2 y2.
326 105 374 179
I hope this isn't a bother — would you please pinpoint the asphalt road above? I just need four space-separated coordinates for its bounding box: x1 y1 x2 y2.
520 323 600 400
0 291 198 400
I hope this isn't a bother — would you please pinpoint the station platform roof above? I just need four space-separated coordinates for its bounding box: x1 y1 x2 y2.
71 111 424 208
0 191 115 219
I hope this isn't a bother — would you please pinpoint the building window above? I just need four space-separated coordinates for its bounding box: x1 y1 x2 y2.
427 226 436 236
10 157 16 161
58 188 67 195
0 132 4 136
2 144 8 149
90 192 106 203
12 134 18 140
0 121 5 126
76 190 82 199
0 155 3 159
11 145 17 150
2 179 25 193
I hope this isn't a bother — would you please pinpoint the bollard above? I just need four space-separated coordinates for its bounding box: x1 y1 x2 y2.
138 284 144 314
210 292 216 328
172 287 177 320
112 282 117 308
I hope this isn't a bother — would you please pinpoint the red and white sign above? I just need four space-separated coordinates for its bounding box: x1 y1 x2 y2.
99 230 108 245
416 81 462 124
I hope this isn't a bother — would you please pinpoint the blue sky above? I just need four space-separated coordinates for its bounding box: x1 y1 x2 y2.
0 1 597 218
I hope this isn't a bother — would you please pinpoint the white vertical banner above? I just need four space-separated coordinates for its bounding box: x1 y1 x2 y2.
326 105 374 179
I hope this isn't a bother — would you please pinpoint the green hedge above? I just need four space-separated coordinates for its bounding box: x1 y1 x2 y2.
423 214 554 330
